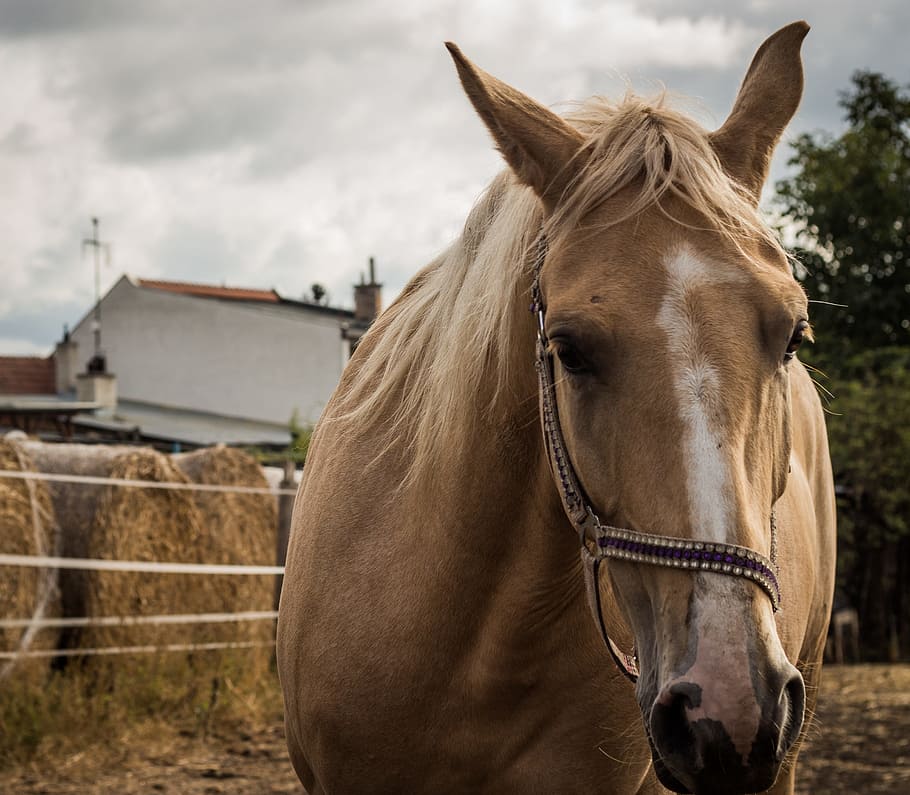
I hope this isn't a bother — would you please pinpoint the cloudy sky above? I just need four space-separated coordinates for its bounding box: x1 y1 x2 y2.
0 0 906 355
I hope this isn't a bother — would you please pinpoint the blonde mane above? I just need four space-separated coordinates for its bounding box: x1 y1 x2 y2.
331 91 781 482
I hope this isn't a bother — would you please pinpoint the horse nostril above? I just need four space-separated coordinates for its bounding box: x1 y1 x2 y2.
651 681 702 756
780 671 806 754
656 680 702 711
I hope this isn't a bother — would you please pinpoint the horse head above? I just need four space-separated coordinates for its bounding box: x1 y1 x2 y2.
448 22 811 795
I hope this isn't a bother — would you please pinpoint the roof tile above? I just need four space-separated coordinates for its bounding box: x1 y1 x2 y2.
0 356 56 395
137 279 280 303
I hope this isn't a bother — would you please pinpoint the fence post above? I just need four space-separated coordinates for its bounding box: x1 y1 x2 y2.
274 459 296 611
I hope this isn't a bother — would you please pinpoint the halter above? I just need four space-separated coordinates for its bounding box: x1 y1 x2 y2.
529 233 781 682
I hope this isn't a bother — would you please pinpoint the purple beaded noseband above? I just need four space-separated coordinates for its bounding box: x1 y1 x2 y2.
595 527 780 612
529 233 781 681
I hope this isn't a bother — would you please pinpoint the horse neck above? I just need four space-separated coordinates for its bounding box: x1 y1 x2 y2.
402 310 585 646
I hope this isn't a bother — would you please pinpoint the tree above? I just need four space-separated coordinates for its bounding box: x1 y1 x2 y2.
824 348 910 659
775 71 910 365
310 283 327 304
775 72 910 660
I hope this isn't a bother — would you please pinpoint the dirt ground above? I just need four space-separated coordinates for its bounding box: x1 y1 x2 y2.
795 664 910 795
2 664 908 794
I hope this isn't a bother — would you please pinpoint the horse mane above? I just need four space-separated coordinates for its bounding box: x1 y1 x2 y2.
330 91 781 483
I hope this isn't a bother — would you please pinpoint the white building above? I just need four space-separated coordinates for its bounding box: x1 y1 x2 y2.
54 273 380 448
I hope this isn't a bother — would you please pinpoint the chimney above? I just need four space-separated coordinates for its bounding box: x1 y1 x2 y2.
53 325 79 394
76 343 117 411
353 256 382 324
76 370 118 411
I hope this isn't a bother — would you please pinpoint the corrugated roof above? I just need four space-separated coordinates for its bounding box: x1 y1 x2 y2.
0 356 56 395
137 279 281 303
74 399 292 447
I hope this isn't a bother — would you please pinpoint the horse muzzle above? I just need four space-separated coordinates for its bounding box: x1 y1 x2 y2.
646 665 805 795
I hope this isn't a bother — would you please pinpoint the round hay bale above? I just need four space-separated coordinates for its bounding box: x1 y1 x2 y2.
14 441 138 652
11 440 219 653
0 435 60 679
5 440 276 728
173 445 277 646
90 449 218 648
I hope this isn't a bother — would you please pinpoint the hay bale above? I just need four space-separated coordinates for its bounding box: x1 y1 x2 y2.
4 440 275 730
11 440 218 652
15 441 137 650
0 435 60 679
173 445 277 645
90 450 219 646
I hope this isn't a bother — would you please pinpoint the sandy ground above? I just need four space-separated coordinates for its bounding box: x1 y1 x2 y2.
795 664 910 795
2 664 908 794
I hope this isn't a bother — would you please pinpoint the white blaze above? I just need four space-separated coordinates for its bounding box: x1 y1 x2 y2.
655 248 789 764
656 246 735 543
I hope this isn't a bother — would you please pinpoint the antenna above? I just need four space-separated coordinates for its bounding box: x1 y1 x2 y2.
82 217 111 371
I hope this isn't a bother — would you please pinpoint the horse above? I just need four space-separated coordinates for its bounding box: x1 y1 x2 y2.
277 21 836 795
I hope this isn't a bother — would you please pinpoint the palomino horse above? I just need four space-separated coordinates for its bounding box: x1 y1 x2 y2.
278 21 836 795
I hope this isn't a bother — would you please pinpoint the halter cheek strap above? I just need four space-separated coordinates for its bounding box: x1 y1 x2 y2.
531 234 781 684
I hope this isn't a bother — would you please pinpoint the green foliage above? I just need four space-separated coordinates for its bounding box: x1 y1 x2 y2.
828 349 910 545
822 348 910 659
776 71 910 658
775 71 910 366
287 408 312 465
247 410 312 467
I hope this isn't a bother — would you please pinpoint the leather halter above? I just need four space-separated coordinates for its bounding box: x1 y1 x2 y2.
529 233 781 682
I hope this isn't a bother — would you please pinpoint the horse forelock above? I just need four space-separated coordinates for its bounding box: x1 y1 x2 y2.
330 91 784 486
546 92 780 257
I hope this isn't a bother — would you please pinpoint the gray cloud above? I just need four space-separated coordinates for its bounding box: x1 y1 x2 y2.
0 0 142 38
1 1 906 354
0 121 37 154
0 300 85 356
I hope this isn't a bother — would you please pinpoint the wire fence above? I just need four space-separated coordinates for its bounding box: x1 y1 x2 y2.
0 468 298 496
0 465 291 663
0 641 272 661
0 610 279 630
0 553 284 575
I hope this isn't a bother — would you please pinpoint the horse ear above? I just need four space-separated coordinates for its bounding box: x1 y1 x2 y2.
445 42 586 211
710 21 810 203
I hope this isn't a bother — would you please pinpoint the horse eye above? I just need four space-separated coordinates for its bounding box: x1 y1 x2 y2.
784 320 809 362
554 342 588 375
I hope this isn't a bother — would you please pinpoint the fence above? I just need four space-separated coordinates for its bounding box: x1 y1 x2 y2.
0 463 297 665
